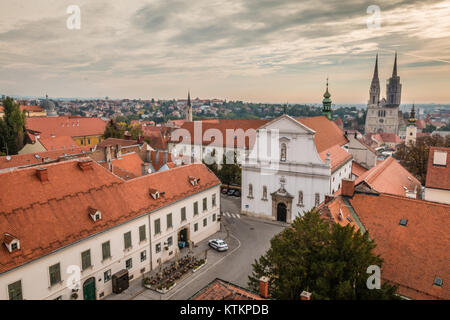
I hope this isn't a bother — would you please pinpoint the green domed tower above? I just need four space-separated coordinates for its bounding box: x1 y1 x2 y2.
322 78 332 120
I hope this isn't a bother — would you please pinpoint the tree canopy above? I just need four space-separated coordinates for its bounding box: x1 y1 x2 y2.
394 134 450 184
103 119 125 139
0 97 26 155
248 210 398 300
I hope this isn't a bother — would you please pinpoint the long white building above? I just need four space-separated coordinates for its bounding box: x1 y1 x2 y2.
0 159 220 300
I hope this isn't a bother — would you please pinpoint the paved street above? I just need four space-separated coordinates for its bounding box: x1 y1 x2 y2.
107 194 286 300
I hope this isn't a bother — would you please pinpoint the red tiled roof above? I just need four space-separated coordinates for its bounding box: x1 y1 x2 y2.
26 116 107 139
425 147 449 190
355 157 421 197
379 132 402 144
350 193 450 300
0 160 220 274
318 144 352 172
352 161 368 178
416 120 426 129
318 196 359 231
190 278 266 300
19 105 44 112
97 138 138 148
0 149 87 170
101 152 144 180
38 135 80 151
295 116 348 153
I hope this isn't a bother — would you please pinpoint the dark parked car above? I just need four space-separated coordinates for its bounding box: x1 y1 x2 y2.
233 190 241 197
221 188 228 194
227 189 235 196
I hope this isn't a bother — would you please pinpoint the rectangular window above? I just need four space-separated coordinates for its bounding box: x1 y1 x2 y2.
141 250 147 262
8 280 22 300
194 223 198 232
124 231 132 249
154 218 161 235
203 198 207 211
155 243 161 253
126 258 133 270
212 194 216 207
213 213 216 222
81 250 91 270
167 213 173 229
203 218 207 227
181 207 186 222
49 263 61 286
102 241 111 260
139 225 146 242
315 193 320 207
194 202 199 215
167 236 173 246
104 270 112 283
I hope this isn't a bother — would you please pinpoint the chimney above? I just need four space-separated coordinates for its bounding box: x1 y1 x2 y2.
116 144 122 158
36 168 49 182
324 195 334 204
341 179 355 197
259 276 269 298
300 291 311 301
141 162 150 176
105 146 112 163
78 159 93 171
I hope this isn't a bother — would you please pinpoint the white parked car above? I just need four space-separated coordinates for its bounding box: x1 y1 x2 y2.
208 239 229 252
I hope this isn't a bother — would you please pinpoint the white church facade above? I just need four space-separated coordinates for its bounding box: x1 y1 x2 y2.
241 110 353 223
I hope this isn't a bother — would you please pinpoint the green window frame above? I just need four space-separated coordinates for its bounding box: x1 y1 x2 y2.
194 202 198 215
139 225 146 242
81 250 91 270
102 241 111 260
126 258 132 270
181 207 186 222
167 213 173 229
8 280 22 300
104 269 111 282
154 218 161 235
141 250 147 262
203 198 207 211
124 231 132 249
49 263 61 286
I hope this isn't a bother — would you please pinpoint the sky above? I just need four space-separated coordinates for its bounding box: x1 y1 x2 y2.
0 0 449 103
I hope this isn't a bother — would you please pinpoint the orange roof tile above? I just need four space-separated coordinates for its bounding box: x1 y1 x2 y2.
101 152 144 179
295 116 348 153
190 278 266 300
38 135 80 151
0 149 87 170
318 144 352 172
0 160 220 274
425 147 449 190
351 161 368 178
26 116 107 139
97 138 138 148
350 193 450 300
355 157 421 197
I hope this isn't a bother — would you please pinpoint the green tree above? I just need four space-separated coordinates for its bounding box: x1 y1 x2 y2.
248 210 398 300
394 134 450 184
422 124 436 133
103 119 125 139
0 97 26 155
218 150 241 186
128 124 143 140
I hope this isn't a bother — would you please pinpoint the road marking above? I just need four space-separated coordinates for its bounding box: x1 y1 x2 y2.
164 233 242 300
236 214 240 219
231 213 237 218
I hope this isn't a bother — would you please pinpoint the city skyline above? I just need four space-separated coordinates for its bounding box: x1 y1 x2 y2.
1 0 450 103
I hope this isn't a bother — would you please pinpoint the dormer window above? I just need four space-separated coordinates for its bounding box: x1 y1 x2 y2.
3 233 20 253
399 219 408 227
433 277 443 287
149 188 160 199
188 176 200 186
88 207 102 222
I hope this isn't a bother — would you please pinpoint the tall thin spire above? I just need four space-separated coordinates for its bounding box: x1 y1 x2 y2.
373 53 379 79
187 91 191 107
322 77 332 120
392 51 398 77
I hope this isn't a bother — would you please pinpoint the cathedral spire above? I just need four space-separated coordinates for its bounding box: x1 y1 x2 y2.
369 54 380 105
185 91 193 121
408 103 416 125
322 77 332 120
373 53 379 79
392 51 398 77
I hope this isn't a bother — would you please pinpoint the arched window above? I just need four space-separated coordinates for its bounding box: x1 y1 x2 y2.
262 186 267 200
248 184 253 198
298 191 303 206
280 143 287 162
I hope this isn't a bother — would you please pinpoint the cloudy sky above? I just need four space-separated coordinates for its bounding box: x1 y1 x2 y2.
1 0 449 103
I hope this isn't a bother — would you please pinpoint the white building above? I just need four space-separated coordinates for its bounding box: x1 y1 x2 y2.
0 159 220 300
241 114 352 223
